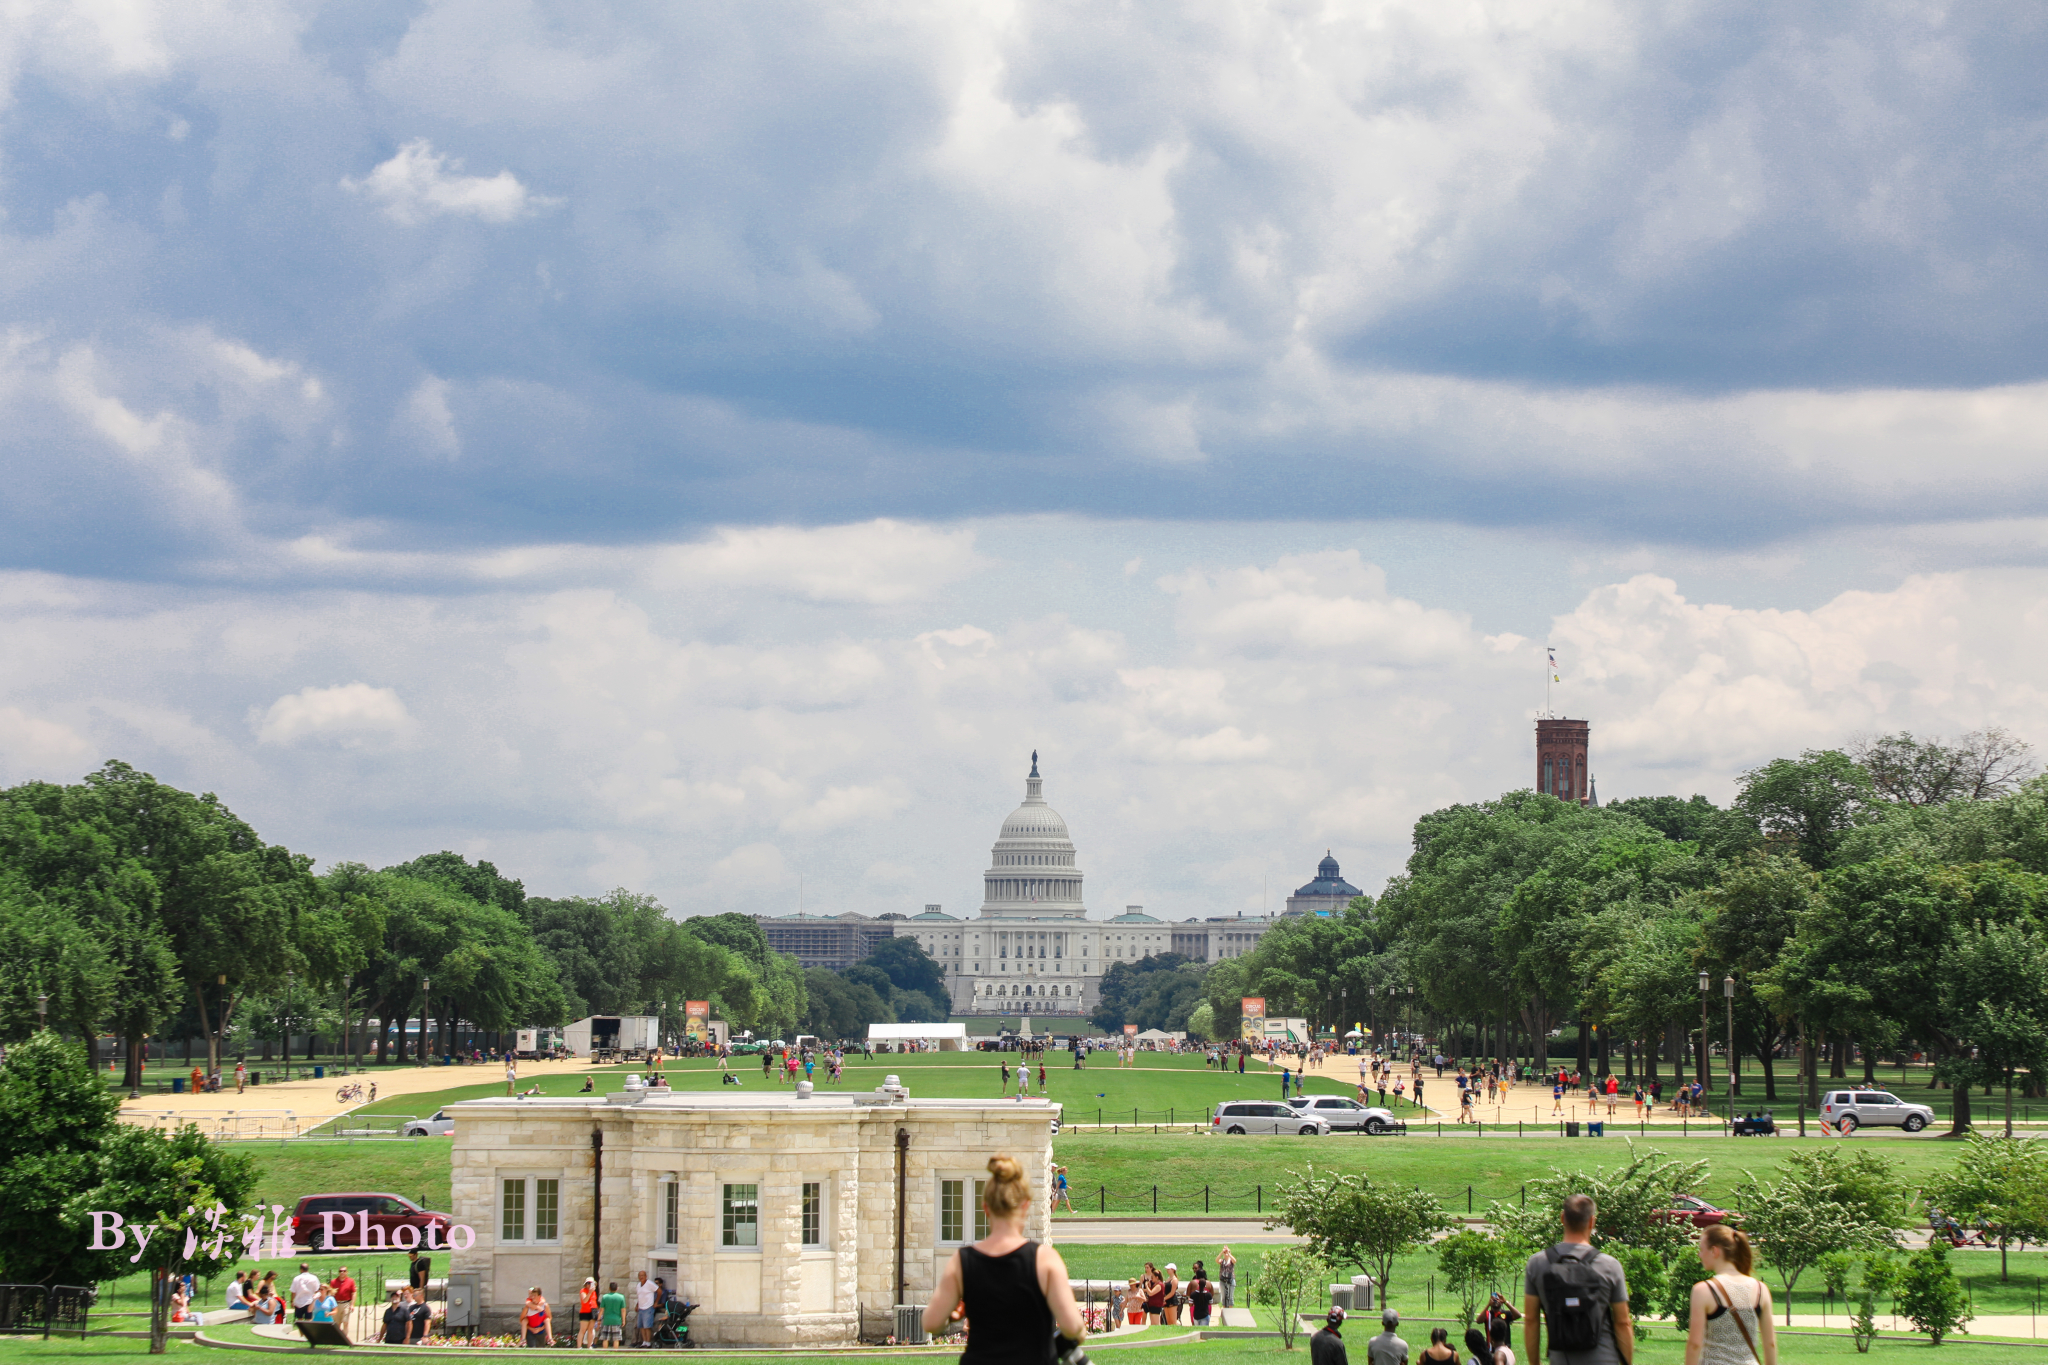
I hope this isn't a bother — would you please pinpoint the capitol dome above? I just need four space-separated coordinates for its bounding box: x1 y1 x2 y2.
978 752 1086 918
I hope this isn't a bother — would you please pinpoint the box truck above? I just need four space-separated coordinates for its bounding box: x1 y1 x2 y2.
563 1014 662 1059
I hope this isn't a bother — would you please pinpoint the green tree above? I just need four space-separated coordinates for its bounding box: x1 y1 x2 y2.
1250 1245 1330 1350
1847 729 2035 807
1850 1254 1898 1354
1921 1134 2048 1281
1485 1143 1707 1259
1090 953 1190 1032
1186 1001 1216 1041
1894 1242 1972 1344
1435 1229 1513 1324
1734 750 1880 870
0 1031 255 1293
863 936 950 1004
1604 794 1760 862
1694 854 1816 1098
1835 773 2048 873
1732 1148 1905 1304
1938 920 2048 1138
1267 1164 1449 1299
801 967 893 1038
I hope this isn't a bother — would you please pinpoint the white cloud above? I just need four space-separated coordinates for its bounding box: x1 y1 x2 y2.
255 683 413 745
399 377 461 459
1162 551 1475 664
646 521 985 605
342 139 559 226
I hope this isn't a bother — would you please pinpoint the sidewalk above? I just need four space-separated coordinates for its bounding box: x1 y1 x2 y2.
119 1057 598 1133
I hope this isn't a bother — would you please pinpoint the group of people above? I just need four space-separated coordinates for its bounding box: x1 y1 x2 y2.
998 1054 1051 1096
516 1269 672 1348
1115 1249 1235 1328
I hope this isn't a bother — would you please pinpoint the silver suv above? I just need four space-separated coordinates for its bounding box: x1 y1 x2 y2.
1818 1090 1934 1133
1212 1101 1331 1136
1285 1095 1399 1134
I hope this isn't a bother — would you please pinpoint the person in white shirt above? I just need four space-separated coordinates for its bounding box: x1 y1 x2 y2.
635 1271 657 1347
227 1272 248 1311
290 1264 321 1321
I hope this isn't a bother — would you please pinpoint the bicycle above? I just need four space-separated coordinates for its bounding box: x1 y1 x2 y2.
336 1082 368 1103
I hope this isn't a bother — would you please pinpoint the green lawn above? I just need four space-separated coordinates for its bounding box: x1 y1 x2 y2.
1047 1130 1968 1216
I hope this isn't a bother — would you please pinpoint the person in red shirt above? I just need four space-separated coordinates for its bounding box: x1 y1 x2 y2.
332 1267 357 1323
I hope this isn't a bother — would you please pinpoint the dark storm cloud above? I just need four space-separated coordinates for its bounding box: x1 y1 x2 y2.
2 0 2045 580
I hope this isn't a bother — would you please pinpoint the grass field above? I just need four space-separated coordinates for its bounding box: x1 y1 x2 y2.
1048 1129 1968 1215
298 1050 1429 1135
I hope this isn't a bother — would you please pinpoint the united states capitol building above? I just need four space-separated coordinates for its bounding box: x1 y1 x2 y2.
760 756 1364 1016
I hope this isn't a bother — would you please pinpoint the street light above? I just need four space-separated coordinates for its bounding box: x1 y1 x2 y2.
419 975 432 1066
284 970 296 1082
1723 974 1738 1100
1697 970 1711 1098
36 992 48 1030
342 973 353 1076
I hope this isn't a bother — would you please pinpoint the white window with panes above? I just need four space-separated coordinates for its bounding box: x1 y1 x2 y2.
499 1174 561 1245
936 1176 989 1245
721 1182 759 1249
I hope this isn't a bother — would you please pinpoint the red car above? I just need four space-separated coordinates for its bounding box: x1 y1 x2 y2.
291 1192 452 1250
1653 1194 1733 1229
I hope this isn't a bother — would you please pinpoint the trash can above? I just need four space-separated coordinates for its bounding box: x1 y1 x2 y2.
1565 1120 1580 1137
171 1077 186 1094
1589 1121 1604 1137
313 1065 325 1080
251 1072 261 1086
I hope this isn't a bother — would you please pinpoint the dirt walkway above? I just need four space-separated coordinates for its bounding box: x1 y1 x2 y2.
120 1057 599 1136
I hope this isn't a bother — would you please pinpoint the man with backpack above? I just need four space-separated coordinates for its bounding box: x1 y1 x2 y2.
1523 1194 1632 1365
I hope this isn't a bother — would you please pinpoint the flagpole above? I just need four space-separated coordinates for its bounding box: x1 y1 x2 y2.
1544 645 1552 718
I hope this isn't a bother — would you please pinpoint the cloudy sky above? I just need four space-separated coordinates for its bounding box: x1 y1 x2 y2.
4 1 2047 920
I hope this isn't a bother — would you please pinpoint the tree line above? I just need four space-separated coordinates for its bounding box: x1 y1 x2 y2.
0 762 826 1080
1190 728 2048 1134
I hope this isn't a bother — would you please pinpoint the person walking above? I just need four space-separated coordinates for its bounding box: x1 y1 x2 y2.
1052 1165 1074 1213
1684 1225 1776 1365
920 1154 1086 1362
1001 1059 1011 1092
1367 1308 1409 1365
235 1060 247 1093
1523 1194 1632 1365
505 1056 517 1096
1310 1307 1350 1365
380 1291 410 1345
1217 1248 1236 1309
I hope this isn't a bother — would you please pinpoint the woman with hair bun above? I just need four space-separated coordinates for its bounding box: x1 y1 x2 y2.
1685 1224 1776 1365
923 1155 1087 1363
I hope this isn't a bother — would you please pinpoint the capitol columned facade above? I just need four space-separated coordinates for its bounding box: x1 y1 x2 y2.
896 755 1280 1017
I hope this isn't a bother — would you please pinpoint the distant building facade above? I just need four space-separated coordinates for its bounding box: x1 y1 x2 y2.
1283 852 1363 917
1536 716 1592 806
756 912 897 971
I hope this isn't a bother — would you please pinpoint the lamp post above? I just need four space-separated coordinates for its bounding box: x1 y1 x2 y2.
1724 974 1738 1099
1340 987 1347 1049
1696 970 1711 1099
419 975 432 1066
1406 985 1415 1059
1366 984 1375 1052
284 970 295 1082
36 992 48 1031
341 973 352 1076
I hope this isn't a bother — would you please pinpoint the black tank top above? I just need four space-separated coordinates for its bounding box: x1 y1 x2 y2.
959 1243 1054 1365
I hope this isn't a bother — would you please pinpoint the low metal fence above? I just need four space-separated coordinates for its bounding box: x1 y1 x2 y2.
0 1285 93 1339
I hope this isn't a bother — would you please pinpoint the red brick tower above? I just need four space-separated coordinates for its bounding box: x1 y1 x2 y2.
1536 717 1590 805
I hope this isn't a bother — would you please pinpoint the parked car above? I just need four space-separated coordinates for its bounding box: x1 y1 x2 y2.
291 1193 451 1250
1654 1193 1733 1228
1819 1089 1935 1133
1211 1101 1331 1136
401 1110 455 1138
1283 1095 1400 1134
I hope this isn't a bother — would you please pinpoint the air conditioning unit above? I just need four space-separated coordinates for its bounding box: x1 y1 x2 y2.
444 1274 479 1328
894 1304 928 1344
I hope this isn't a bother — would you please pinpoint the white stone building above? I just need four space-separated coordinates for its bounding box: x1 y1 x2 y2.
446 1084 1057 1345
897 756 1283 1016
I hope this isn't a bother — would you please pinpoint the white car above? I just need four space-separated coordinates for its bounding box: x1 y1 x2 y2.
1818 1090 1934 1133
1284 1095 1400 1134
1211 1101 1331 1136
401 1110 456 1137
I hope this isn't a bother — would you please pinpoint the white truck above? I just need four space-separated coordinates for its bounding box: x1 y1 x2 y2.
563 1015 663 1059
513 1028 562 1058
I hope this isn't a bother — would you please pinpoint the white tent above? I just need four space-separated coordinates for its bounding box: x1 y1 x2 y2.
867 1022 970 1052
